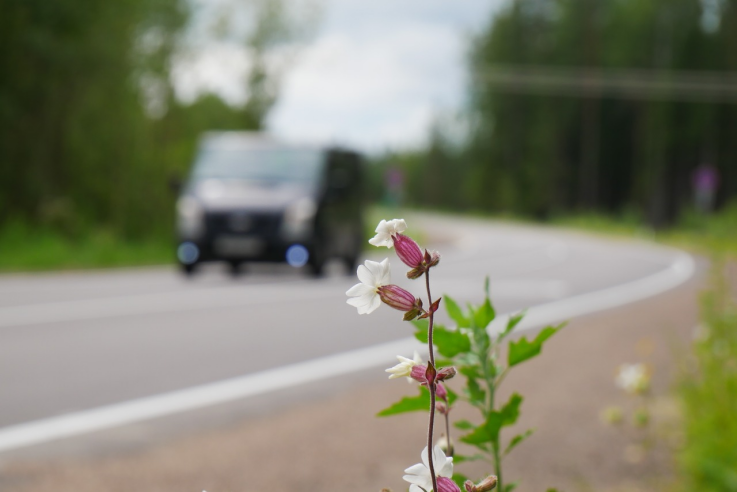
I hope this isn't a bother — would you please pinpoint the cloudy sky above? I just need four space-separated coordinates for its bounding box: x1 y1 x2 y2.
174 0 504 152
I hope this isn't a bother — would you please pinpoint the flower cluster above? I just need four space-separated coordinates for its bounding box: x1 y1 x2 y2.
347 218 468 492
346 219 440 320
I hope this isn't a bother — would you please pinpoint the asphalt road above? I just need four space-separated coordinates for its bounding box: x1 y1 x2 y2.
0 214 693 457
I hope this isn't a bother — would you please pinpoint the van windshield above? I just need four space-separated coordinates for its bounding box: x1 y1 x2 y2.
192 147 323 185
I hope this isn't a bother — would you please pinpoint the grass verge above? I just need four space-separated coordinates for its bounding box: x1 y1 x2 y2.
676 264 737 491
0 221 172 272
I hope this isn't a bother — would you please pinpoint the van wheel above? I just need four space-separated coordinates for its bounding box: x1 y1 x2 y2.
180 262 197 277
308 242 326 277
344 254 358 274
228 261 243 276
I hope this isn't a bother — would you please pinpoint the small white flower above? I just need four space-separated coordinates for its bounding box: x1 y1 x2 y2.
615 363 650 394
403 445 454 492
368 218 407 248
386 351 423 381
346 258 391 314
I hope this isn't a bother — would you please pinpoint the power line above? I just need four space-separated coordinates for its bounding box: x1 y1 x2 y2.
475 65 737 102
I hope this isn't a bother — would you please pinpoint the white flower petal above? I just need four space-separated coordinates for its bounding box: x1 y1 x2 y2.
346 296 370 308
346 283 373 296
408 485 426 492
356 263 374 286
376 258 391 285
365 293 381 314
374 219 388 233
363 258 389 285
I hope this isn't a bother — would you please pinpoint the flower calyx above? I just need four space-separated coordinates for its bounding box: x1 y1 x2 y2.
437 476 462 492
406 249 442 279
376 285 424 320
464 475 498 492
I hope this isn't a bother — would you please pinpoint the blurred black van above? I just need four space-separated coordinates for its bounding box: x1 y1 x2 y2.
175 132 364 276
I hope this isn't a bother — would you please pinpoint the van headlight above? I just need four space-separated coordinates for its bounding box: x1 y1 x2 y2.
177 196 204 239
282 198 316 239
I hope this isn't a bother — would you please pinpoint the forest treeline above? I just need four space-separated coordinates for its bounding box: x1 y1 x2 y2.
375 0 737 227
0 0 287 239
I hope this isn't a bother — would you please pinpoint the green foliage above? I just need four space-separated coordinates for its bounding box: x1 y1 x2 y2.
0 0 300 248
508 326 560 367
677 264 737 491
376 392 429 417
370 0 737 229
433 327 472 358
504 429 534 456
383 281 560 492
0 219 172 271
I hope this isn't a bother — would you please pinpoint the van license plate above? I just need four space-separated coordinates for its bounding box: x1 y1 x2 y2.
214 236 265 256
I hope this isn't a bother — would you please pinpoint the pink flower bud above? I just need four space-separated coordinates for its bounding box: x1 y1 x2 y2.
464 476 498 492
436 366 457 382
393 234 424 268
437 476 462 492
436 382 447 400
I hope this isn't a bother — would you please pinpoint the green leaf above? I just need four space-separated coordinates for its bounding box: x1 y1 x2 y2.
500 393 523 426
376 392 429 417
433 327 471 357
484 411 505 441
452 453 485 464
508 325 559 367
444 295 469 327
499 311 526 340
504 429 534 455
465 376 486 407
473 297 495 330
459 423 494 448
454 419 476 430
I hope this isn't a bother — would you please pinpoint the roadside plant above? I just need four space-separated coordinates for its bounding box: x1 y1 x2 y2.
601 360 654 463
347 218 562 492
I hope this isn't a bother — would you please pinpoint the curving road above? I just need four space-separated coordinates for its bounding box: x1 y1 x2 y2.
0 214 694 456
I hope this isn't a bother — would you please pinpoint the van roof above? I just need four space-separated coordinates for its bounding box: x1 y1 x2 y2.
200 131 322 152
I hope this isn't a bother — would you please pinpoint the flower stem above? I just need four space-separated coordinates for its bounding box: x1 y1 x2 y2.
425 269 438 492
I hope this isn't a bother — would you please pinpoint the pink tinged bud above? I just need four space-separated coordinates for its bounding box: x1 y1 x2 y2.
436 366 457 382
393 234 424 268
424 249 441 268
436 382 447 400
435 402 448 415
437 476 462 492
464 476 498 492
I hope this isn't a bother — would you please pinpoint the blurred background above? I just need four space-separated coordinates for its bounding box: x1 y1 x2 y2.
1 0 736 491
1 0 737 267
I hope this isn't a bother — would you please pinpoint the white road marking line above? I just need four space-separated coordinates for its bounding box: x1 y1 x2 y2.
0 283 335 329
0 248 694 453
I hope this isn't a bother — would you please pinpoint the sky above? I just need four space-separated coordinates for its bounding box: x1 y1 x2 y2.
174 0 504 152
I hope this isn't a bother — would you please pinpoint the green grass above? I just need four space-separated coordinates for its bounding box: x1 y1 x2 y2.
0 221 173 272
551 203 737 258
676 265 737 491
